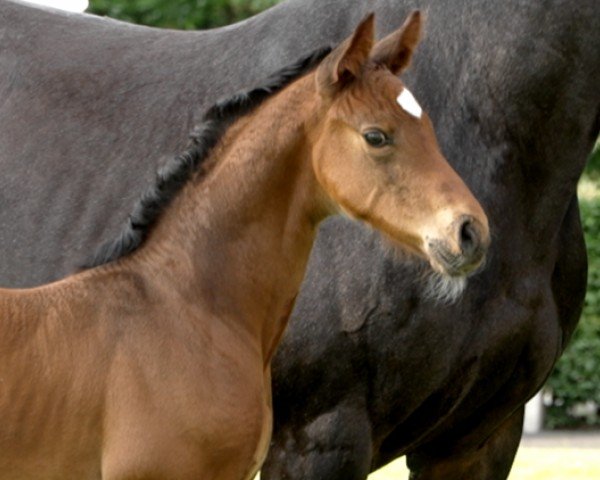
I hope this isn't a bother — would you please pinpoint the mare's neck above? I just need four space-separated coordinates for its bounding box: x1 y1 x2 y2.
122 74 330 360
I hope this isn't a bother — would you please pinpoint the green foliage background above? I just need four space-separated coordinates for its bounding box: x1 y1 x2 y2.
88 0 281 29
86 0 600 430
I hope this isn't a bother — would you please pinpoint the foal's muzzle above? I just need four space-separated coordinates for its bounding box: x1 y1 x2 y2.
427 215 489 277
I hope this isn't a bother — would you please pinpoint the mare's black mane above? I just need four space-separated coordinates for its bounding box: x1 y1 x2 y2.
84 46 331 269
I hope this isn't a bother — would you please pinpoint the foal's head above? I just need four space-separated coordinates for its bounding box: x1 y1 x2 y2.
311 12 489 279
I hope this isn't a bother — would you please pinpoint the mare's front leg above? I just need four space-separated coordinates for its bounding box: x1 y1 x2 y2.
406 407 524 480
261 403 373 480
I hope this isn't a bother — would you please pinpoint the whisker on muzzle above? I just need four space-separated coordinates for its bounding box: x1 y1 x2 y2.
420 269 467 304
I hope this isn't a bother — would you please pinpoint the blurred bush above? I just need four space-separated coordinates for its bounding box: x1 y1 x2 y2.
87 0 281 29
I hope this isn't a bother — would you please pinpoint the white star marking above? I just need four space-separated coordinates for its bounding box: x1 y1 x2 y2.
397 88 423 119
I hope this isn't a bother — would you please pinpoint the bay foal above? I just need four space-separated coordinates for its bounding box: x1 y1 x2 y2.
0 13 488 480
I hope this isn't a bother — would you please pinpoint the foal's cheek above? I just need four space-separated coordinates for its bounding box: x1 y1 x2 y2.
312 130 352 182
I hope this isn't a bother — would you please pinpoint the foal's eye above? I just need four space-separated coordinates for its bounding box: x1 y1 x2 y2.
363 129 391 148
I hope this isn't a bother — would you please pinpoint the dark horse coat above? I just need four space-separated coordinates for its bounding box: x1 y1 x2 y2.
1 0 599 479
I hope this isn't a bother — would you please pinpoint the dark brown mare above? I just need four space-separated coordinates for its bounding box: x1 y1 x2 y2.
0 13 489 479
2 1 598 478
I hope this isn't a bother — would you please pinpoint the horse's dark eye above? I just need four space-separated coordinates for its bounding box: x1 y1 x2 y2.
363 130 390 148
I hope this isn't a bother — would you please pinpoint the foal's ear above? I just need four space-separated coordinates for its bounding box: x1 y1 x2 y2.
371 10 422 75
316 13 375 98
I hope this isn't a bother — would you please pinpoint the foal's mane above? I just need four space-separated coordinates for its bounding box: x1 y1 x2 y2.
84 47 332 269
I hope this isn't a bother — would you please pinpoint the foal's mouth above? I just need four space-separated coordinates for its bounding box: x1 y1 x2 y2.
425 239 487 278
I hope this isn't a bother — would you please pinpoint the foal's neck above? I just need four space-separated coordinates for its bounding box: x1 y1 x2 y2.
121 74 329 358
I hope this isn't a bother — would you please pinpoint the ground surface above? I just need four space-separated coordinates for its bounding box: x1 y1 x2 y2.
368 432 600 479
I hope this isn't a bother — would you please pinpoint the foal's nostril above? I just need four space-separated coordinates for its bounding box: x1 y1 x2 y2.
458 218 478 256
428 217 488 277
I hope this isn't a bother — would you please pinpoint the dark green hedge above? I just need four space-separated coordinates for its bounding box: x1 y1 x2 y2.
87 0 280 29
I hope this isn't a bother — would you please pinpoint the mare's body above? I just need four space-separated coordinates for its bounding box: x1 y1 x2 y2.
0 14 489 478
1 1 599 478
264 3 600 479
